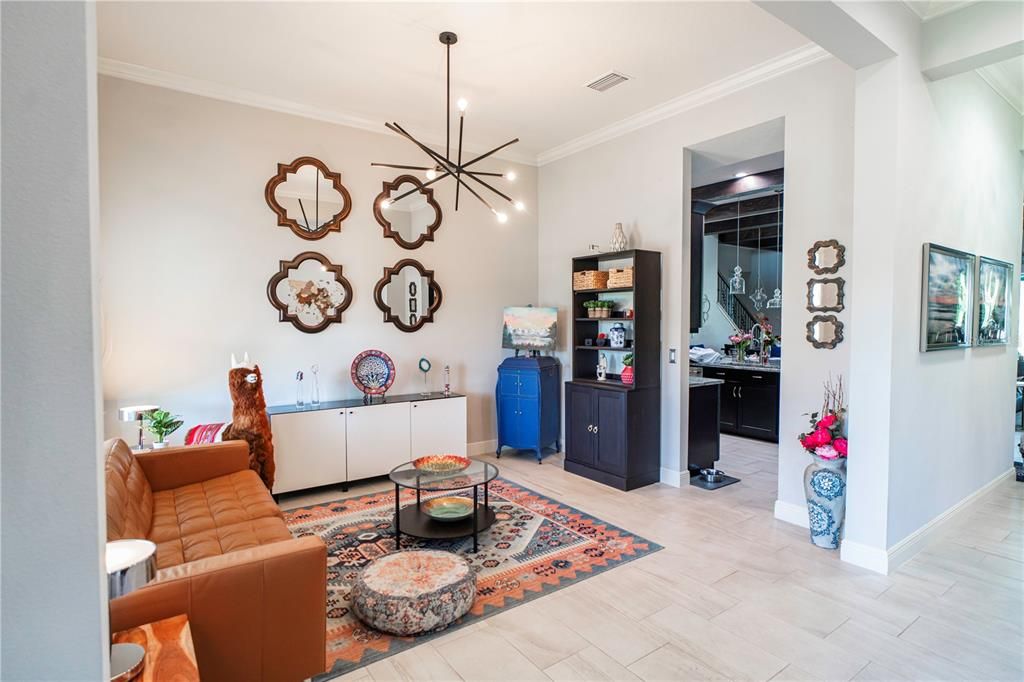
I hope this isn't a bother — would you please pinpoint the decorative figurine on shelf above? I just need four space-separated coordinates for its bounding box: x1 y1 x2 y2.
596 353 608 381
222 353 275 490
596 332 608 347
610 222 628 252
609 322 626 349
419 357 432 396
625 308 634 319
295 370 305 408
310 364 320 406
443 364 451 397
621 353 635 385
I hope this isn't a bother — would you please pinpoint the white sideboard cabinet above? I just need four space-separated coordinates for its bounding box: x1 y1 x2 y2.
268 392 467 494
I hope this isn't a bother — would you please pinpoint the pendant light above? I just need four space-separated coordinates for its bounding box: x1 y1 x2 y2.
766 191 783 309
728 200 746 295
750 224 767 310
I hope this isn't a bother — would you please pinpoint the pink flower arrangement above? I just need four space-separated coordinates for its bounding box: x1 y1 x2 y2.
798 375 848 459
729 332 754 355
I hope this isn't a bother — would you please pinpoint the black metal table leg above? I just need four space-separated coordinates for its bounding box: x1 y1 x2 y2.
472 484 479 553
484 480 489 508
394 482 401 546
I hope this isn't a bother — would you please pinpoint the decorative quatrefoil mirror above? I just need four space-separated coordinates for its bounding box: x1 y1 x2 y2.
267 251 353 333
373 259 442 332
264 156 352 240
807 239 847 275
806 277 846 313
806 314 845 349
373 175 443 250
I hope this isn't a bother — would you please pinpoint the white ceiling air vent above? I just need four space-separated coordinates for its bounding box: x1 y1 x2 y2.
585 71 630 92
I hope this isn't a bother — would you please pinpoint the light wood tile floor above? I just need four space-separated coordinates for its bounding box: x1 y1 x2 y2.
281 435 1023 681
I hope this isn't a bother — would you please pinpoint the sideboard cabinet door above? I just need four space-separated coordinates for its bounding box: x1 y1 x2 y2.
271 409 347 494
346 402 410 481
564 383 595 467
411 396 467 458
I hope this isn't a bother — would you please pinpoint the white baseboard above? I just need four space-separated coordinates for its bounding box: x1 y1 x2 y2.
840 540 890 574
469 439 498 457
885 467 1014 572
773 499 809 528
660 468 684 487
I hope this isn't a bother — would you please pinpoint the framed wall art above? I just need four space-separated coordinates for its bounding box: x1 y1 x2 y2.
976 256 1013 346
920 243 975 352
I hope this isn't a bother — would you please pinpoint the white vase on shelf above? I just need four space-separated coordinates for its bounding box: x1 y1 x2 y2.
610 223 628 252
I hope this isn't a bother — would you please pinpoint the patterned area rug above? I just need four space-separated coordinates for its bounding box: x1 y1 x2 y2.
284 477 661 680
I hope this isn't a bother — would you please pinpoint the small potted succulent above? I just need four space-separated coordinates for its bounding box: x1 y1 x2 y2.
583 300 614 318
143 409 183 449
621 353 634 385
596 332 608 347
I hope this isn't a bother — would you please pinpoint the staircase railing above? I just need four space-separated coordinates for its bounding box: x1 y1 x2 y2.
716 271 759 333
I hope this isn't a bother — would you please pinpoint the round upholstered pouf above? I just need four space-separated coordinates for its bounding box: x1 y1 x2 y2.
351 550 476 636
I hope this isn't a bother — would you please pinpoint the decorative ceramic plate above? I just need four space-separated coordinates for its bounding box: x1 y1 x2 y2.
422 496 474 522
351 349 396 396
413 454 471 473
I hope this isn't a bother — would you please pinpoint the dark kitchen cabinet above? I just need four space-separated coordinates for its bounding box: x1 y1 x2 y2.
698 367 779 442
564 382 660 490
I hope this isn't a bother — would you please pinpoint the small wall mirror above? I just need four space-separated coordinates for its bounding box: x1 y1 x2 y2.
807 239 846 275
265 156 352 240
806 277 845 312
374 259 442 332
374 175 443 249
266 251 353 333
806 314 844 349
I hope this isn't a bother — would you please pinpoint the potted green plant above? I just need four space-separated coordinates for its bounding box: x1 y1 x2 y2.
621 353 634 385
143 409 183 449
583 300 599 318
598 300 613 318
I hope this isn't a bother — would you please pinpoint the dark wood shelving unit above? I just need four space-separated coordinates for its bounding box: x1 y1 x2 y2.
564 249 661 491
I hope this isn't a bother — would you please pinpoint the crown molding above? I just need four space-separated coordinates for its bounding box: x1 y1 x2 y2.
976 66 1024 116
902 1 976 22
535 44 830 166
97 57 538 166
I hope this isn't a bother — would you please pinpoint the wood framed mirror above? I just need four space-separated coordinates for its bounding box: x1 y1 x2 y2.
267 251 353 333
807 239 846 275
373 259 442 332
806 277 846 313
265 156 352 240
373 175 443 249
806 314 844 349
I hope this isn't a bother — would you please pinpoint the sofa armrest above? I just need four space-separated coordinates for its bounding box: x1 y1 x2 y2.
110 536 326 682
136 441 250 491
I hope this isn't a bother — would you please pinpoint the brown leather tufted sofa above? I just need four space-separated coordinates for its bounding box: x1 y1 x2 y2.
104 438 326 681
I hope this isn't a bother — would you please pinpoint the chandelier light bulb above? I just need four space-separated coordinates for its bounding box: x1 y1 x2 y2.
381 199 392 209
457 97 468 112
425 168 438 180
506 170 517 181
495 211 509 224
514 200 525 211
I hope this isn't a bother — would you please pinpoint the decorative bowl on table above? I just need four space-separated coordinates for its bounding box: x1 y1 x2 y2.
422 496 474 522
413 454 471 473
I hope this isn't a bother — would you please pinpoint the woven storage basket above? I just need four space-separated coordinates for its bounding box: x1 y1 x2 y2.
573 270 609 291
607 267 634 288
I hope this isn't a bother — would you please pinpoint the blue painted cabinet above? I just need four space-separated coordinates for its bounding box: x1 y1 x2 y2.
495 356 560 462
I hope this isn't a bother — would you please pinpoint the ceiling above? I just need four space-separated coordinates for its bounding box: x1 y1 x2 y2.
903 1 977 21
977 55 1024 115
690 118 785 187
96 2 813 164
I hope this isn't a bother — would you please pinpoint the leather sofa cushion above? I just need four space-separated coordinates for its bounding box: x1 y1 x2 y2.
105 439 154 541
149 470 288 569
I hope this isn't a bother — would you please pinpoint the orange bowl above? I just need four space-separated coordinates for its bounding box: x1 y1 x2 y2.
412 454 471 473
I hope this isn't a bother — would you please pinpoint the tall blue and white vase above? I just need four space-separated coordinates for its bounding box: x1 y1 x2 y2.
804 456 847 549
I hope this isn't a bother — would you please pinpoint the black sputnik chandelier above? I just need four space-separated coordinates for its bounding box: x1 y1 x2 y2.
372 31 524 223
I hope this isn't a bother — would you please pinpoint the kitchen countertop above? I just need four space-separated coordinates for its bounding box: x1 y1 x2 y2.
689 376 725 387
693 360 781 373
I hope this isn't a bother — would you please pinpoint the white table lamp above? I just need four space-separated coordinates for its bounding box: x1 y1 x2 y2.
118 405 159 450
106 539 157 681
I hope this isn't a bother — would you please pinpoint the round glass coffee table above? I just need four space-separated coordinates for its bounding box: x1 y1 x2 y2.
389 459 499 553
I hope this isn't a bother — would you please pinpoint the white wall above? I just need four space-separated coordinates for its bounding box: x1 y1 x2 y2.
538 57 855 488
1 2 108 678
98 78 538 449
842 6 1023 571
691 235 739 349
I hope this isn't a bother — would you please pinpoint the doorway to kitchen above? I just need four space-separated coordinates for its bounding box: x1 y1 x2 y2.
685 119 784 501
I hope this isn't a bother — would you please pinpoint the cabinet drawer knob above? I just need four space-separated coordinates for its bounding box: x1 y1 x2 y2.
587 424 593 432
751 375 763 379
593 425 599 434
